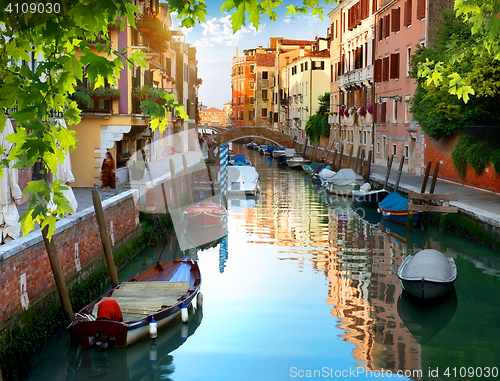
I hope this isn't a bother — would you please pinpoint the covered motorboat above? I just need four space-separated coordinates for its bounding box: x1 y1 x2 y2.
352 183 390 208
318 168 337 184
398 249 458 299
227 166 260 196
309 163 331 180
378 192 421 225
324 168 364 195
272 147 286 158
286 156 310 168
230 154 252 166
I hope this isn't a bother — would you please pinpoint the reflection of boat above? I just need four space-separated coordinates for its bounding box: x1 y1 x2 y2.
352 183 389 208
183 201 227 227
380 220 425 246
287 156 310 168
378 192 422 225
324 169 364 195
70 257 201 348
398 249 458 299
397 289 457 344
184 223 227 250
67 305 203 381
353 202 381 226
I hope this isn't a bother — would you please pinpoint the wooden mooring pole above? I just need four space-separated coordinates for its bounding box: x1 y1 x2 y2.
182 155 194 204
421 162 432 193
359 148 365 176
91 189 119 289
383 155 394 190
354 146 361 173
332 149 338 169
365 150 372 182
42 226 74 320
394 156 405 191
346 145 354 169
338 145 344 169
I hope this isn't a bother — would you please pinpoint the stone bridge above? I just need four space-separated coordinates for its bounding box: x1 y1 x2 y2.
214 126 294 147
199 125 226 132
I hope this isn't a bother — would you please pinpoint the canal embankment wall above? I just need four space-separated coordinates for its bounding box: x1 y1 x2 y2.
0 190 140 327
294 140 500 247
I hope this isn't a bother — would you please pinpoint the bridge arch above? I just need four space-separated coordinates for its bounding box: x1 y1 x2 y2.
214 127 294 148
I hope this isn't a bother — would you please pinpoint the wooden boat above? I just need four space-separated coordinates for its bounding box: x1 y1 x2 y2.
70 256 201 348
398 249 457 299
183 201 227 228
352 183 390 208
378 191 421 225
287 156 310 168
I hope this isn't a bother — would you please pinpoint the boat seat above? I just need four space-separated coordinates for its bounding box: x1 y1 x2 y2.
92 281 190 322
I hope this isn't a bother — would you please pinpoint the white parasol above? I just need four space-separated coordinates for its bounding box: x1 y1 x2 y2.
0 118 22 243
54 119 78 214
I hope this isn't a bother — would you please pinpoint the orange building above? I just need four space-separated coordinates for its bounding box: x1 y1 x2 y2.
231 48 256 126
199 107 227 127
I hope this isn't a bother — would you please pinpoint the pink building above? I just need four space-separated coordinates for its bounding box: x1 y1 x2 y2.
373 0 453 174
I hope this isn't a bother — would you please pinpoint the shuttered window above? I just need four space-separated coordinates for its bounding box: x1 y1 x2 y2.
417 0 426 20
380 102 387 123
391 8 400 33
378 18 383 41
384 14 391 38
390 53 400 79
382 57 390 81
374 59 382 83
404 0 412 27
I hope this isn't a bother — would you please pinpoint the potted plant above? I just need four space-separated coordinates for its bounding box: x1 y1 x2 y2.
132 86 153 101
359 106 366 117
71 88 91 108
130 160 146 180
117 151 131 163
367 104 374 114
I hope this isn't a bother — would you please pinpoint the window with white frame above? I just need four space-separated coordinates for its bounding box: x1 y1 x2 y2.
392 99 398 124
393 144 397 156
405 95 411 124
363 131 367 145
262 71 268 80
250 64 255 73
262 108 268 118
250 81 254 89
405 145 409 158
377 142 380 153
406 47 411 77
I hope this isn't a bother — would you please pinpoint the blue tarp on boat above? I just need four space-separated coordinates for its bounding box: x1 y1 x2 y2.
378 192 408 211
234 154 246 162
266 145 275 153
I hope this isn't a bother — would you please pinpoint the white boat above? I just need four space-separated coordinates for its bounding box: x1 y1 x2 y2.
352 183 390 208
323 168 364 195
272 147 286 158
284 148 296 158
286 156 310 168
226 166 261 196
398 249 458 299
318 168 336 184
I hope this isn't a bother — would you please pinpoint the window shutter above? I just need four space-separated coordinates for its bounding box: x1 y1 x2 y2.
374 59 382 83
391 9 397 32
321 61 325 70
417 0 425 20
404 2 408 26
372 0 377 14
378 18 383 41
144 70 153 86
407 0 412 26
372 39 376 64
360 45 364 69
381 102 387 123
390 53 400 79
383 56 389 81
384 15 390 38
374 103 379 123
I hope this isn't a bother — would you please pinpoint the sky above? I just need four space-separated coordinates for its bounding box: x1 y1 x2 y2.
169 1 335 110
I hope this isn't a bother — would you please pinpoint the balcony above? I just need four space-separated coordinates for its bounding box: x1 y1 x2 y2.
339 66 373 90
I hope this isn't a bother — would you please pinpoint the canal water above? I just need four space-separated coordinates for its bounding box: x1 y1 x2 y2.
24 146 500 381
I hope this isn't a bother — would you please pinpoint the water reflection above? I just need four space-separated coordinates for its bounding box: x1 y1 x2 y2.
66 305 203 381
397 290 458 345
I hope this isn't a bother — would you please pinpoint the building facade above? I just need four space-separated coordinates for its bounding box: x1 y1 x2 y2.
255 52 275 127
199 107 227 127
231 48 256 127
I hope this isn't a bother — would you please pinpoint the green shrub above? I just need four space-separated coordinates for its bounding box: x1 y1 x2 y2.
492 149 500 175
451 135 471 179
466 140 492 175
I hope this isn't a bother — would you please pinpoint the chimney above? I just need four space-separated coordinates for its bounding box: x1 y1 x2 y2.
300 48 305 57
236 47 239 58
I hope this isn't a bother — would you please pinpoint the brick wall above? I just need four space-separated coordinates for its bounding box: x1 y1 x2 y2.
425 135 500 193
0 190 140 325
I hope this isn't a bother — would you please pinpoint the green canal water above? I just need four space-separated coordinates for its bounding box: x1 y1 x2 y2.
24 147 500 381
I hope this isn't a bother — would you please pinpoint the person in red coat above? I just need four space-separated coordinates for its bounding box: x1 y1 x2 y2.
97 299 123 322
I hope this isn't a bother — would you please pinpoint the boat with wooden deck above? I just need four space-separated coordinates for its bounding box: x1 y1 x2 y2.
287 156 310 168
70 256 201 348
183 201 227 228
